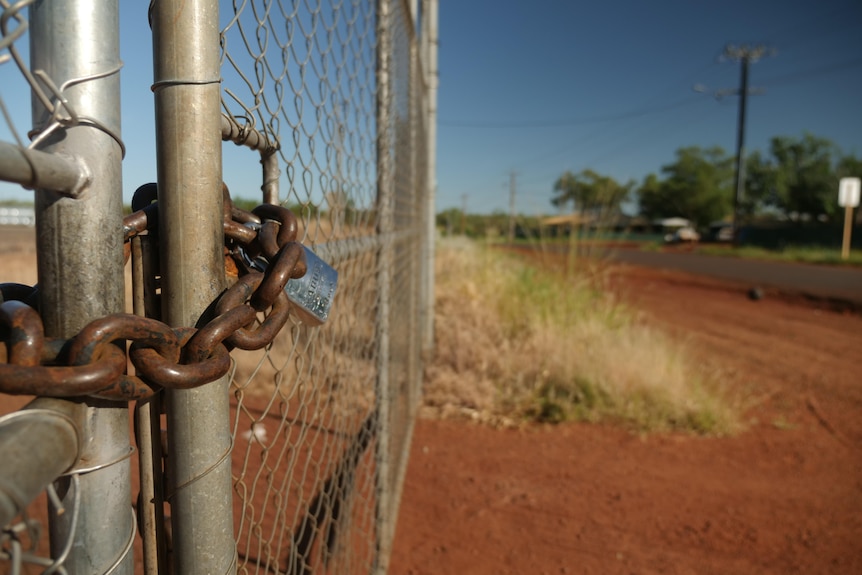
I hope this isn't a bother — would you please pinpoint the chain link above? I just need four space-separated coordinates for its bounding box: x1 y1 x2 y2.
0 183 308 400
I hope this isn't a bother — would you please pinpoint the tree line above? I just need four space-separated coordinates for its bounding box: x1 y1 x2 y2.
551 133 861 228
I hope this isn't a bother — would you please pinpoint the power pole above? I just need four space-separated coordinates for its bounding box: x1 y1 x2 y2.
508 171 517 243
722 44 773 245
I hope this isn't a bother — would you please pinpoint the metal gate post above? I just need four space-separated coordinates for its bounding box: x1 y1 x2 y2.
151 1 237 573
29 1 133 572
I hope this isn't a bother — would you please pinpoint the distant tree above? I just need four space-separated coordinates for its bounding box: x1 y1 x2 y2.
635 173 664 221
743 150 776 216
766 134 839 220
551 169 632 222
744 136 862 221
636 146 733 227
837 153 862 180
436 207 464 236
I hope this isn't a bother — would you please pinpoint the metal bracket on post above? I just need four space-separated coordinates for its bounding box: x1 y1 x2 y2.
220 114 280 205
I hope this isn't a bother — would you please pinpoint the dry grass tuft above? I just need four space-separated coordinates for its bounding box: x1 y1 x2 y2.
421 238 739 434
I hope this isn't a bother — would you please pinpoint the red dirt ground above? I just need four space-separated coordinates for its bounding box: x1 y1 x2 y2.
3 226 861 574
389 263 862 575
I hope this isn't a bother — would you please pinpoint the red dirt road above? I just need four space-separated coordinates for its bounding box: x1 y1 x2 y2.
389 264 862 575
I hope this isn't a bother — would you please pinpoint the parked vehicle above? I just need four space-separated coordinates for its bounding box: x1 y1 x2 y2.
664 227 700 243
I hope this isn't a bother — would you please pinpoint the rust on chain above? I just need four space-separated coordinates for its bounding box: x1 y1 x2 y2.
0 182 312 400
251 241 307 310
224 219 259 246
88 373 155 401
257 221 281 259
67 314 179 366
184 304 257 363
0 300 44 367
130 328 232 390
0 337 64 365
0 344 126 397
231 205 261 225
123 202 160 242
223 182 260 245
65 314 184 400
215 273 292 351
252 204 298 258
0 302 149 399
222 182 233 222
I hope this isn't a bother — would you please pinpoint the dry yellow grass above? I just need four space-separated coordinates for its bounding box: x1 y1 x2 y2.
1 225 736 433
422 238 739 434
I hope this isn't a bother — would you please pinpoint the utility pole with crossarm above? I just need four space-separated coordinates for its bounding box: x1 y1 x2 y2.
722 44 774 245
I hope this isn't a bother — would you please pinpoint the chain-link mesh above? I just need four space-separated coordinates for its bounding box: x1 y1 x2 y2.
0 0 31 148
0 0 428 572
221 1 426 573
0 0 124 195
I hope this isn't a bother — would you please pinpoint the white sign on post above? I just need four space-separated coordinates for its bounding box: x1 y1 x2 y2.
839 177 861 208
838 177 860 260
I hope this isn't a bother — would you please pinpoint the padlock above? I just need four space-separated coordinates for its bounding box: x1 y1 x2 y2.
240 244 338 326
283 245 338 325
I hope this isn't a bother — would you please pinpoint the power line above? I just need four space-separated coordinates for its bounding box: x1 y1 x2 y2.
760 57 862 86
440 95 707 129
515 97 710 170
764 3 858 52
582 103 724 174
443 58 723 189
515 103 724 195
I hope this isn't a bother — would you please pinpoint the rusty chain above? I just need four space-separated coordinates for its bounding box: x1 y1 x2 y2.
0 183 308 401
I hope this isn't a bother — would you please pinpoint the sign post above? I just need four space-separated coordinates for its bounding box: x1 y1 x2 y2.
839 177 861 260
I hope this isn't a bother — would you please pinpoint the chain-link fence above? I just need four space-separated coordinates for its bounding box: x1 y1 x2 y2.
0 0 436 573
220 0 429 573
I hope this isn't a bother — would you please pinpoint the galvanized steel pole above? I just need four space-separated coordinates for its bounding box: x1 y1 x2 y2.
422 0 438 355
374 1 394 572
151 1 237 572
29 1 133 572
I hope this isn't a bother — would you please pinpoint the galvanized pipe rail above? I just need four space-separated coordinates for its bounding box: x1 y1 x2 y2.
220 114 280 204
0 399 80 530
0 141 87 196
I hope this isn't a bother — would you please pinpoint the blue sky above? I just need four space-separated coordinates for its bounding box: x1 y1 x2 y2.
1 0 860 217
436 0 862 215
